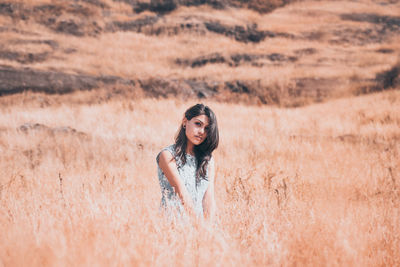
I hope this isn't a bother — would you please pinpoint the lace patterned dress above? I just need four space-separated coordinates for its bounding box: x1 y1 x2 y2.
156 144 212 217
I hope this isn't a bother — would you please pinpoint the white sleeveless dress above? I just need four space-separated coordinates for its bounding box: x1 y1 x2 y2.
156 144 212 217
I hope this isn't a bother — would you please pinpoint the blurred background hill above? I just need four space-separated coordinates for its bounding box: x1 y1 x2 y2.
0 0 399 106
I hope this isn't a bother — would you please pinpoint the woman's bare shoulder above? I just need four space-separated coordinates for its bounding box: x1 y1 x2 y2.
158 149 174 162
156 145 175 164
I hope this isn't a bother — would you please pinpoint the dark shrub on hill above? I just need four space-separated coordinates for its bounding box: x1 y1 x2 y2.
119 0 298 14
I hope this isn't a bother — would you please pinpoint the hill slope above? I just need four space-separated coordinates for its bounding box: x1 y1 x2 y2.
0 0 399 106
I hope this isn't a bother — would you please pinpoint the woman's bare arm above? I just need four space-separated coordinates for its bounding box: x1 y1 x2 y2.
158 150 195 214
202 158 216 222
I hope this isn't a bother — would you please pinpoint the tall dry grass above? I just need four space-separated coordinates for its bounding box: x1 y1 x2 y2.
0 89 399 266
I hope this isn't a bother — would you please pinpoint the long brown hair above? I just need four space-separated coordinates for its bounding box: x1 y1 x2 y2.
174 104 219 181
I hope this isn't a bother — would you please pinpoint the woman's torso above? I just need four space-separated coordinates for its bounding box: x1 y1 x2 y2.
156 144 210 217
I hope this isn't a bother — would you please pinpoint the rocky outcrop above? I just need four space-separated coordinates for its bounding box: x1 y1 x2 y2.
340 13 400 31
108 17 292 43
0 39 58 64
231 0 295 13
107 16 160 32
0 51 49 64
0 2 102 36
294 48 317 56
204 21 277 43
0 3 24 19
118 0 294 14
107 16 208 35
355 62 400 94
332 13 400 45
81 0 109 8
139 78 218 98
133 0 179 14
175 53 226 68
19 123 89 138
0 65 338 106
139 77 336 105
11 39 59 49
375 63 400 90
0 66 134 96
176 52 298 68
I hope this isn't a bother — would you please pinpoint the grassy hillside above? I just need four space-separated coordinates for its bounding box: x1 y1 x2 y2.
0 0 399 106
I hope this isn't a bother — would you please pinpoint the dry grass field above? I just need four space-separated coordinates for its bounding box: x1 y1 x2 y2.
0 89 399 266
0 0 400 266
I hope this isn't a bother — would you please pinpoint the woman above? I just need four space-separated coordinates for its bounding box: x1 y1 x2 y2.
156 104 219 222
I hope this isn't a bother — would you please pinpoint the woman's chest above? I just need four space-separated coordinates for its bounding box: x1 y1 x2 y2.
178 161 209 194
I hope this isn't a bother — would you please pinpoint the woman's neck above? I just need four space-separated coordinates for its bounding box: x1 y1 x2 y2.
186 142 194 156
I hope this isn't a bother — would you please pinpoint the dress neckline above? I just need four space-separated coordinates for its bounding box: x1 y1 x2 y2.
186 153 195 159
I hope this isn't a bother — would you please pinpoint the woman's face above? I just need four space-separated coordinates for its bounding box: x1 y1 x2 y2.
184 115 209 146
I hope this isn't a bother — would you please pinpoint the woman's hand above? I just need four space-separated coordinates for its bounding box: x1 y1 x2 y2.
202 158 217 223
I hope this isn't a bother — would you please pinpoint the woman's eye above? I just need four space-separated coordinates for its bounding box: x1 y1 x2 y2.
195 122 201 126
